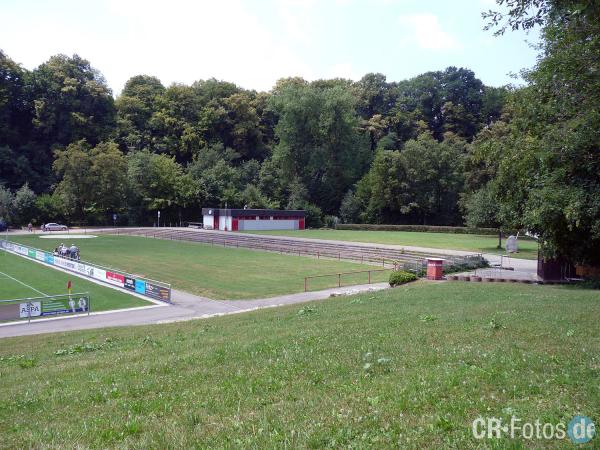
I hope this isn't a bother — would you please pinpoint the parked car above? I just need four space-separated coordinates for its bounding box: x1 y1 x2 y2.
0 220 7 232
42 223 68 232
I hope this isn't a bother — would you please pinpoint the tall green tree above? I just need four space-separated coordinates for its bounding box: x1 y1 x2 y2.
271 82 370 214
471 0 600 264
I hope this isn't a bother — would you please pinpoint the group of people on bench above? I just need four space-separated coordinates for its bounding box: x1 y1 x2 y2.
54 243 80 261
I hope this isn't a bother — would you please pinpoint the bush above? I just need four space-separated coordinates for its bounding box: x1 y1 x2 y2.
444 257 489 274
337 223 499 235
389 270 418 287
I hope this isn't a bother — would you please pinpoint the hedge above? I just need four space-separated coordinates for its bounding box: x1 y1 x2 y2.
336 224 500 235
389 270 418 287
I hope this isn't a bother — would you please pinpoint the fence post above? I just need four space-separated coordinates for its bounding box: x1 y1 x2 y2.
368 271 371 284
304 277 307 292
338 273 341 287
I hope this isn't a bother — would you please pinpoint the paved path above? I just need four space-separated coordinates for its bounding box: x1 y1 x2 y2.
0 283 389 339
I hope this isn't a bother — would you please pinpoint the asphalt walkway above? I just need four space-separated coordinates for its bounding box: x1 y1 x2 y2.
0 283 389 338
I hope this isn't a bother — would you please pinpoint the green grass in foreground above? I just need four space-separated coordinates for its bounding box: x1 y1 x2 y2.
0 252 149 312
244 229 540 259
11 235 389 299
0 282 598 448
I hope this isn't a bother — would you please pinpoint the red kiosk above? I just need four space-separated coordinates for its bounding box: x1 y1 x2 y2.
426 258 445 280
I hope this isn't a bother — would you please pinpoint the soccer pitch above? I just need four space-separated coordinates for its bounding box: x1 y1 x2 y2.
11 235 390 299
0 251 150 312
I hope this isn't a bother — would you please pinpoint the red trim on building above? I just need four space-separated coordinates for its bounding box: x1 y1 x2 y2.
232 218 238 231
299 218 305 230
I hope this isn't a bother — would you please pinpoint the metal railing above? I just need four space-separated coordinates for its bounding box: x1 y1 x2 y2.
0 292 91 323
1 240 172 303
304 268 391 292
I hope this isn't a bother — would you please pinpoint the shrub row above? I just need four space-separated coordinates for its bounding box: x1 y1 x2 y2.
389 270 418 287
336 224 500 235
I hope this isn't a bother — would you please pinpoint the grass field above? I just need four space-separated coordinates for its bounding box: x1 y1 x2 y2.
0 282 597 448
0 252 149 313
10 235 390 299
244 229 540 259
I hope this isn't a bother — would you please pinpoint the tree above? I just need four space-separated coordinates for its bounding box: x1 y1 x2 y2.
127 150 189 224
29 54 115 147
0 185 14 223
472 0 600 264
52 140 94 222
356 133 465 224
339 190 362 223
115 75 165 152
271 82 370 214
12 183 37 225
89 142 128 219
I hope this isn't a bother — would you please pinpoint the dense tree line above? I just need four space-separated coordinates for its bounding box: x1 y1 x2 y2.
0 0 597 265
0 53 504 228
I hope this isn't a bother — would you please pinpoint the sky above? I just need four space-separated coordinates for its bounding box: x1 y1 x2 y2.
1 0 540 95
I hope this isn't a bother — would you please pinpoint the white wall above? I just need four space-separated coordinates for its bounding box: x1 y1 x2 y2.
239 219 298 231
218 216 232 231
203 214 214 229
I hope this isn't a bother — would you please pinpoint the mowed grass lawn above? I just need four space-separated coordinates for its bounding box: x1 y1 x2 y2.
0 282 598 448
245 229 540 259
11 235 389 300
0 252 149 313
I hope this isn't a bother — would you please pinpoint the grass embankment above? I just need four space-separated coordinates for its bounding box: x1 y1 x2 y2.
11 235 389 299
244 229 539 259
0 252 148 311
0 282 597 448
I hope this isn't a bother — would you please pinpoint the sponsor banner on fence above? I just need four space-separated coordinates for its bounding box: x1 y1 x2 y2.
92 267 107 282
124 276 136 291
1 240 171 303
54 256 77 271
145 282 170 302
15 244 28 256
135 279 146 294
41 297 88 316
106 271 125 287
19 301 41 318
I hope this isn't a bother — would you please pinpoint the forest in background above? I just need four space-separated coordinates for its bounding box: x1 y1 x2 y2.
0 56 505 228
1 0 599 264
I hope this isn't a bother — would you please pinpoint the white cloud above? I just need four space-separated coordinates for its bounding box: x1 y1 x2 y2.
1 0 315 94
398 13 461 50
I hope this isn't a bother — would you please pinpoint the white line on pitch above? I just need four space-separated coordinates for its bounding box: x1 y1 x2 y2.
0 270 49 297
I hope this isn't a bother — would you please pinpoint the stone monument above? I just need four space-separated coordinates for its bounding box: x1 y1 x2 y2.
506 235 518 253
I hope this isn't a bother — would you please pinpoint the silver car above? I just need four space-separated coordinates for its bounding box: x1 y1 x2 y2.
42 223 68 232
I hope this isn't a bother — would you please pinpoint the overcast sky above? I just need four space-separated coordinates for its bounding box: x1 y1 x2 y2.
1 0 540 95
